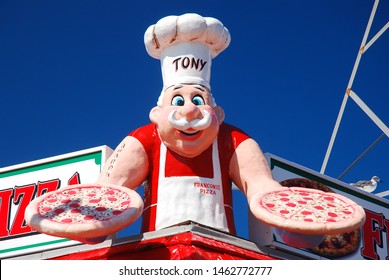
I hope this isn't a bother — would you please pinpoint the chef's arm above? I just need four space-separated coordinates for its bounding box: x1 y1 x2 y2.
97 136 149 190
229 138 284 203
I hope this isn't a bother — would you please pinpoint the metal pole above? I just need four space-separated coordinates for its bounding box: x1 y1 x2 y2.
320 0 380 174
320 93 349 174
364 21 389 52
349 90 389 137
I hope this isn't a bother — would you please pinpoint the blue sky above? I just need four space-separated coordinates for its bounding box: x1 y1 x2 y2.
1 0 388 239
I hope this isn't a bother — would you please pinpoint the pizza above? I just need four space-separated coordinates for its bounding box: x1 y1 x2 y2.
250 186 365 235
280 178 362 257
311 230 361 258
25 183 143 240
280 178 331 192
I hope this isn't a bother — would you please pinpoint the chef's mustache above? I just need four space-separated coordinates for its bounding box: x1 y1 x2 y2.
168 109 212 131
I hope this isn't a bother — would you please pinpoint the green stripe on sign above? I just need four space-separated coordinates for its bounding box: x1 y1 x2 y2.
0 152 102 179
0 238 71 254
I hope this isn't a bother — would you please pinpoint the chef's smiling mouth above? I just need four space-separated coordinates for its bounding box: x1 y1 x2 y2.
180 130 199 136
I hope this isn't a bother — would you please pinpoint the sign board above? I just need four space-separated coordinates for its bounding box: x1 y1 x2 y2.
0 146 113 259
249 153 389 260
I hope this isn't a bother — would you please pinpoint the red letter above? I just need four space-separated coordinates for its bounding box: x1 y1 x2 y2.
37 179 60 197
0 189 13 237
68 172 81 186
361 209 384 260
384 218 389 260
10 184 35 236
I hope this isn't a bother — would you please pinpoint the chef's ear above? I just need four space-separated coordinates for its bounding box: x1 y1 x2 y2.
149 106 161 124
214 106 225 124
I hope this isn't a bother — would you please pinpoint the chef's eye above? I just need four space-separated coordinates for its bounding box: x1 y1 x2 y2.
192 95 205 106
171 95 184 106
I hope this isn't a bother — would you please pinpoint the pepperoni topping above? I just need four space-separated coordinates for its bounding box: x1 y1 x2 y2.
96 207 107 212
66 190 77 195
84 215 94 221
297 192 310 196
328 212 338 217
69 203 80 208
121 201 130 206
260 187 357 225
54 208 65 215
71 209 81 214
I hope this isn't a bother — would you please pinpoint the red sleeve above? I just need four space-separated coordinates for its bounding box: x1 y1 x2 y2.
217 122 251 180
128 123 161 173
218 123 251 235
128 123 158 154
218 122 251 150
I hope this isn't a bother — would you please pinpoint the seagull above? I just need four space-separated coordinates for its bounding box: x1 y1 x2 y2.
349 176 383 193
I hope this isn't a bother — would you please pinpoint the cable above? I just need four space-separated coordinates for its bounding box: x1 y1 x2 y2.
337 132 386 180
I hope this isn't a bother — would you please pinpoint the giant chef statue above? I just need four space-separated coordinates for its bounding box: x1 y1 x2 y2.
98 13 285 234
25 13 365 248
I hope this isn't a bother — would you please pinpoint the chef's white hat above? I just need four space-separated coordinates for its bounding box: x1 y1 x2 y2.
144 13 230 105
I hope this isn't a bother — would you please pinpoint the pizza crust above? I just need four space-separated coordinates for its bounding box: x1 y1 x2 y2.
250 187 365 235
25 184 143 239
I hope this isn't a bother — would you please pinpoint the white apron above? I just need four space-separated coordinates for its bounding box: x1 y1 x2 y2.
154 140 229 232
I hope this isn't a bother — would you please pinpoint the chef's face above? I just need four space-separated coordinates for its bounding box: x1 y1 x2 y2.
149 84 224 158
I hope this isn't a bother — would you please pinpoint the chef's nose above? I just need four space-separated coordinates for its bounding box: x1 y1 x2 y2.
177 102 202 121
